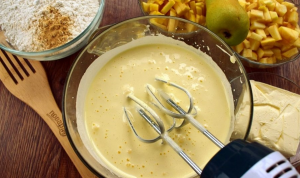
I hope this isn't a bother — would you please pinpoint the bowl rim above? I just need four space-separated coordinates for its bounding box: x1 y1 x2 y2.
0 0 106 56
62 15 254 177
239 53 300 68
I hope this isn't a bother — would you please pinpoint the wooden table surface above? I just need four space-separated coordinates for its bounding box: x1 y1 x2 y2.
1 0 300 177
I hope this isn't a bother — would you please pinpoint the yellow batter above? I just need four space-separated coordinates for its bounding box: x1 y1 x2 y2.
77 35 234 178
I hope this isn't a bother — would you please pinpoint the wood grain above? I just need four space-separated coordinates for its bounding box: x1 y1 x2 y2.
0 0 299 177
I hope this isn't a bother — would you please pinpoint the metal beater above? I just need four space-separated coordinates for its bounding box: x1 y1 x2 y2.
124 77 224 175
123 78 300 178
124 94 202 175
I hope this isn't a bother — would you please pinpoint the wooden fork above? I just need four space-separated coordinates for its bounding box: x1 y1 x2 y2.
0 49 98 178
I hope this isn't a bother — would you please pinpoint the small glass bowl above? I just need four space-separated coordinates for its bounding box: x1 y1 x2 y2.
138 0 300 69
0 0 105 61
62 16 253 177
237 0 300 69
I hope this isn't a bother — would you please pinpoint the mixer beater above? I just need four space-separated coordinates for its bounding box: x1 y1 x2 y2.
124 78 299 178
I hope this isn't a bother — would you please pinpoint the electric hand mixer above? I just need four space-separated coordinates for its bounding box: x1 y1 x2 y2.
124 78 300 178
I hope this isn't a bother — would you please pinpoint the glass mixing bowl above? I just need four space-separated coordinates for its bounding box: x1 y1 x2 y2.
0 0 105 61
138 0 300 69
62 16 253 177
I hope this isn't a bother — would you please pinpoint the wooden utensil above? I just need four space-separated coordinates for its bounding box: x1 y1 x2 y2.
0 49 98 178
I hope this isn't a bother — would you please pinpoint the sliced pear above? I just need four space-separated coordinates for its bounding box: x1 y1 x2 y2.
278 26 299 43
282 47 299 58
267 25 282 41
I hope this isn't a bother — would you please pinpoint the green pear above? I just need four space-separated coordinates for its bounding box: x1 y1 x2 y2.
205 0 250 46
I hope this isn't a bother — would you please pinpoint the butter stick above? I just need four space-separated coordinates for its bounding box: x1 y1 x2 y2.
233 80 300 157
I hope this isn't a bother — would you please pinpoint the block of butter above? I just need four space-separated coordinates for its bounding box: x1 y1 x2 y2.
232 80 300 157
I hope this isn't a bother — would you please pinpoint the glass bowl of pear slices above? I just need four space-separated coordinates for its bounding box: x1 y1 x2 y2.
232 0 300 68
138 0 300 68
138 0 207 33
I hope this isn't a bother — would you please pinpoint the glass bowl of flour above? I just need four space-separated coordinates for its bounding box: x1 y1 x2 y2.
0 0 105 61
62 16 253 177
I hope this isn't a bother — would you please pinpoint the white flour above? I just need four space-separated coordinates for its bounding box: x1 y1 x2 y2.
0 0 99 52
